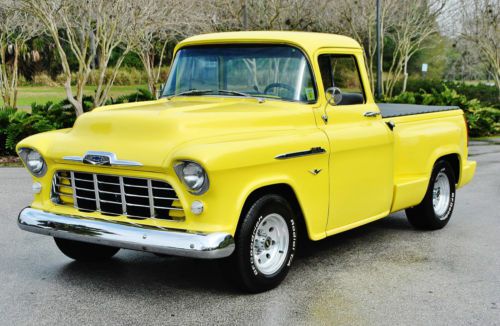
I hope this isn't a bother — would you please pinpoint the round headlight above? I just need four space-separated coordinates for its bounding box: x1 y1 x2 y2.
174 161 209 194
18 148 47 177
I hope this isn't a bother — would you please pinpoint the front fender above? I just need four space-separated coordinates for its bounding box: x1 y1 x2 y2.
169 129 330 240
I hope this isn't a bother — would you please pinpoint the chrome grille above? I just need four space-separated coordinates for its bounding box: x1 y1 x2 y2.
51 170 184 220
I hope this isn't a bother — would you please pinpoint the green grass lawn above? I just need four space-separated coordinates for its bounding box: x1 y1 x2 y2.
1 85 147 109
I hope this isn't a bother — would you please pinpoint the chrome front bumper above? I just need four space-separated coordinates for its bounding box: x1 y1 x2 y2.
18 208 235 259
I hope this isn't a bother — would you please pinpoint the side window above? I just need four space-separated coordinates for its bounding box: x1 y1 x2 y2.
318 54 365 105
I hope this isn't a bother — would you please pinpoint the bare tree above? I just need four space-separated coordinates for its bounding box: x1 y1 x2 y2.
210 0 324 31
92 1 136 108
459 0 500 99
0 0 40 108
21 0 96 115
128 0 207 96
329 0 398 95
21 0 141 115
383 0 445 96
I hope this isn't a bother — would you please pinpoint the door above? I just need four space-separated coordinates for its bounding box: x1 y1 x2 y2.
316 53 394 234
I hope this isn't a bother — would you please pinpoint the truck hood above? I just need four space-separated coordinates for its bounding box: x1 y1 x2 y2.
47 98 315 170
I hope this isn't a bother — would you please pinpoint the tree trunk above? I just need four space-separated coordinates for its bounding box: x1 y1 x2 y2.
10 42 19 109
402 54 409 93
0 44 9 107
139 51 155 95
64 78 83 116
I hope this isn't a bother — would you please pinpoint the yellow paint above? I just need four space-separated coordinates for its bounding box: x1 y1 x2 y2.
17 31 475 241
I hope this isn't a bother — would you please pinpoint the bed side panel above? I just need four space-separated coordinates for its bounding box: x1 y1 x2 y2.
389 112 467 212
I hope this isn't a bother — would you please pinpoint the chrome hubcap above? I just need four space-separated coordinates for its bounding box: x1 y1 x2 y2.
253 213 289 275
433 171 451 219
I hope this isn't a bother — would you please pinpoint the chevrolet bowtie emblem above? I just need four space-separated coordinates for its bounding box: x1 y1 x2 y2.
309 169 322 175
63 151 143 167
83 154 111 165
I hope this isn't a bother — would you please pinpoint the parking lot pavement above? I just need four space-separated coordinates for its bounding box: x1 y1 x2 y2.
1 143 499 326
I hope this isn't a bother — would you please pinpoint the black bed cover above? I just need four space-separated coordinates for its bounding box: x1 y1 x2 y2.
378 103 460 118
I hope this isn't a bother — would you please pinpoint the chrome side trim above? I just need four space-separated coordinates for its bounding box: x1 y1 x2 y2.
63 151 143 167
275 147 327 160
18 207 235 259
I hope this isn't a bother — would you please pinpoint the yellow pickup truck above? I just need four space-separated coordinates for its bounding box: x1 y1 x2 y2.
16 31 476 292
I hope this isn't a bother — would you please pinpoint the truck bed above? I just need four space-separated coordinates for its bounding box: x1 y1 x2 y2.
378 103 460 118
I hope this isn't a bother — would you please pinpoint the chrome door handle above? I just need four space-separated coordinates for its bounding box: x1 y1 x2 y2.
364 111 381 117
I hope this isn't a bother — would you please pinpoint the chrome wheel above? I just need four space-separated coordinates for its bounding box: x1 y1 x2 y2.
252 213 290 276
432 171 451 219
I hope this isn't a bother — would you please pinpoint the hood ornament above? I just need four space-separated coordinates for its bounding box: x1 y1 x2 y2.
63 151 143 167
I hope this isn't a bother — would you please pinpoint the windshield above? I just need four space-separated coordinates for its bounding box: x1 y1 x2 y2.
163 45 317 103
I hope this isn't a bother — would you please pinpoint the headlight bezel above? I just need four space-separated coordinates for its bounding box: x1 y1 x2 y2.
174 160 209 195
18 147 47 177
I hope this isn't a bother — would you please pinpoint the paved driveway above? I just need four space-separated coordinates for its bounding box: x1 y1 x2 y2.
0 142 499 325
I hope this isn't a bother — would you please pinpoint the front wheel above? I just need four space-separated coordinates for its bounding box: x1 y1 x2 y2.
406 160 456 230
54 238 120 261
232 194 297 293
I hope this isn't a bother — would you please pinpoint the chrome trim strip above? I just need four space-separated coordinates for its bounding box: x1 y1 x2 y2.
63 156 82 162
147 179 155 218
92 174 101 211
70 172 78 209
275 147 327 160
99 198 121 204
18 207 235 259
98 180 120 186
54 192 72 197
119 176 127 215
63 151 143 167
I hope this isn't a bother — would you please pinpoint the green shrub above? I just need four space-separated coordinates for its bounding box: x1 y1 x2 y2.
394 78 499 108
0 108 17 155
383 85 500 137
466 107 500 137
448 83 499 109
108 88 154 104
384 92 417 104
32 73 59 86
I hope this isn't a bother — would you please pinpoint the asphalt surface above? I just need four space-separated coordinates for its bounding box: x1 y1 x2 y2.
1 142 499 326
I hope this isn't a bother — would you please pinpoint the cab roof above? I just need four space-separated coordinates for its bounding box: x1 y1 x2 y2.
177 31 362 56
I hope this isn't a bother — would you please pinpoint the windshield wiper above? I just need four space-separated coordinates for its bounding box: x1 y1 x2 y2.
212 89 252 97
167 89 212 99
167 89 264 102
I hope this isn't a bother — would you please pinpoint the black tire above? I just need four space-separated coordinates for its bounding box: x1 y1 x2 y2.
54 238 120 261
232 194 297 293
405 160 456 230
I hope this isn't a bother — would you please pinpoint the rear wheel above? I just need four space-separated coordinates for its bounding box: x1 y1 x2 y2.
406 160 456 230
54 238 120 261
232 194 297 293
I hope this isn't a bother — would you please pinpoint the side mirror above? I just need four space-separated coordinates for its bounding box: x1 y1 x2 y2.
325 87 343 106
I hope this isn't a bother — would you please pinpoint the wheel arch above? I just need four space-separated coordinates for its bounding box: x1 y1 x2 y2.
436 153 460 184
236 183 311 242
